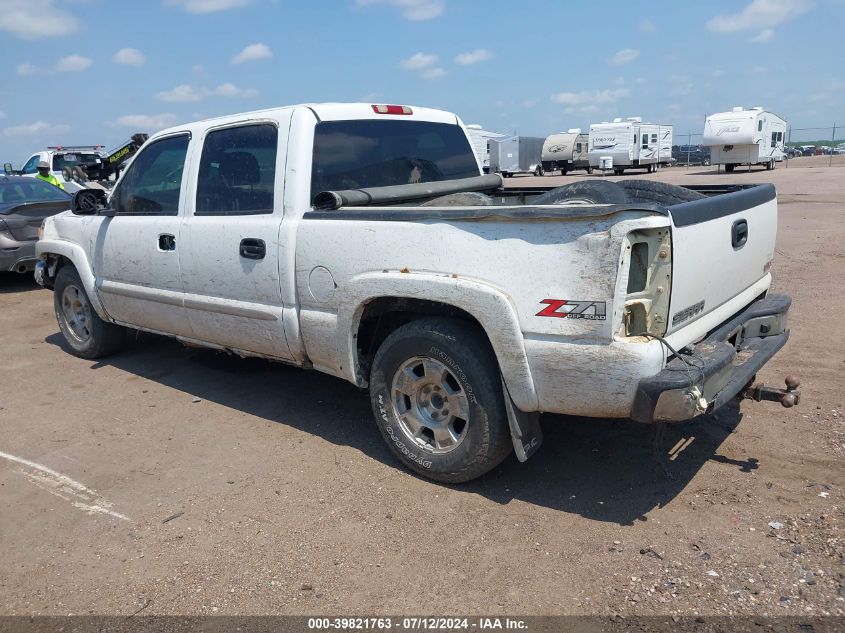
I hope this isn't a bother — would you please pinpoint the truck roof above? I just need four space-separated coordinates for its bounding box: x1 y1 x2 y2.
152 103 463 140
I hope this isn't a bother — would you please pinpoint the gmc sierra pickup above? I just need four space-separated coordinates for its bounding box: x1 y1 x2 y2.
35 103 799 482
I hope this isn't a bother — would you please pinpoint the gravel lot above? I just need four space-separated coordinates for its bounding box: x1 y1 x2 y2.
0 157 843 619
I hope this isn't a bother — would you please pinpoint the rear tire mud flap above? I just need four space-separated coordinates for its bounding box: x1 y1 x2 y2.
501 377 543 462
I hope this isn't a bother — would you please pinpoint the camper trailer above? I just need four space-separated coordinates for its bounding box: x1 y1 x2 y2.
488 135 545 177
702 107 787 172
540 129 593 175
588 118 673 174
465 124 507 173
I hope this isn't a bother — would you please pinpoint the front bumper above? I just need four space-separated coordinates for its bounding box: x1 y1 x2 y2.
631 294 792 423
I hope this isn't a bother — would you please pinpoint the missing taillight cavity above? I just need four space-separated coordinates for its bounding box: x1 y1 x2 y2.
627 242 649 293
623 229 672 337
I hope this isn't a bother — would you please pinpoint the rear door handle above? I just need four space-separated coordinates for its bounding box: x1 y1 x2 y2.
731 219 748 249
158 234 176 251
239 238 266 260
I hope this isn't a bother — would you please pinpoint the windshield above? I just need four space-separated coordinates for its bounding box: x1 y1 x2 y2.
311 120 479 200
0 179 70 209
52 153 102 171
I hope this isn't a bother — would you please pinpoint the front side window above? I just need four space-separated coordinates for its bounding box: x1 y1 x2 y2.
21 155 40 174
196 124 277 216
112 134 189 215
311 120 479 201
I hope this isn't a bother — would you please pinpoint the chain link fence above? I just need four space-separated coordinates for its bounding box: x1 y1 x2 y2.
672 123 843 168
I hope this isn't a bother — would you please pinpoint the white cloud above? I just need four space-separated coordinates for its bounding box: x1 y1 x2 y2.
0 0 79 39
638 18 657 32
0 110 5 119
609 48 639 65
3 120 69 137
751 28 775 42
420 67 447 80
156 83 258 102
166 0 250 13
211 83 258 98
670 78 694 97
16 62 37 76
156 84 205 102
356 0 445 21
706 0 812 33
113 48 146 66
110 114 178 130
613 77 626 86
564 105 600 115
551 88 630 106
712 69 726 78
400 52 437 70
231 42 272 64
454 49 493 65
55 54 92 72
192 64 208 76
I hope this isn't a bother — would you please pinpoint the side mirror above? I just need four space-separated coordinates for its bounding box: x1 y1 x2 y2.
72 188 115 217
3 163 12 175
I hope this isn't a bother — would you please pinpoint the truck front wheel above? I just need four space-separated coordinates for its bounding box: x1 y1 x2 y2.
369 318 512 483
54 266 126 359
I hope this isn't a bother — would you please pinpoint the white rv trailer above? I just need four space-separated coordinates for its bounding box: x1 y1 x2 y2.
588 118 673 174
702 107 787 172
465 124 507 173
540 129 593 175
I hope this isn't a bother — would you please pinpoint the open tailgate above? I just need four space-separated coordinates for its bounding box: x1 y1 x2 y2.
666 184 778 334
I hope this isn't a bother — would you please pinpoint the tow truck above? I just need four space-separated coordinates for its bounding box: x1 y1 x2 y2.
3 133 148 193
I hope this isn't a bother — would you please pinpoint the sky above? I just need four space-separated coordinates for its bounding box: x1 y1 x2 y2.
1 0 843 163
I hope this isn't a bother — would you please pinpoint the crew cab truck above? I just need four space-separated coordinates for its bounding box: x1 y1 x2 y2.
35 103 799 483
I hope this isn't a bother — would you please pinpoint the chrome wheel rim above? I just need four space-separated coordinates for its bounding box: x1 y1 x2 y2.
61 284 93 343
390 356 470 454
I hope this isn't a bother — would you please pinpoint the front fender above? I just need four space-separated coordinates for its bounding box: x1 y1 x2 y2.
36 238 109 320
339 272 540 413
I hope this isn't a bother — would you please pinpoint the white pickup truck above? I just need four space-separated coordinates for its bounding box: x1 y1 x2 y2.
35 103 799 483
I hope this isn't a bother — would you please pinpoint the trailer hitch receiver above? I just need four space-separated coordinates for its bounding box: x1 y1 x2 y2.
742 375 801 408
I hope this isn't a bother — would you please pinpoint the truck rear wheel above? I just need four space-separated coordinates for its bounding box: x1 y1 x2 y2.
54 266 126 359
369 318 512 483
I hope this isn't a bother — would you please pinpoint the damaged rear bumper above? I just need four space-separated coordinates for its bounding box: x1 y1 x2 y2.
631 294 793 423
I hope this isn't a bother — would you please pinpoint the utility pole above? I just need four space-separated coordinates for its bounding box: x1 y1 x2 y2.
831 122 837 168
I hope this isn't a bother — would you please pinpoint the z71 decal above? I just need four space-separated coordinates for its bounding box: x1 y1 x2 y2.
537 299 607 320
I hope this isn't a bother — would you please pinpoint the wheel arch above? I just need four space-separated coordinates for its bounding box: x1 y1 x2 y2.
339 273 539 412
36 239 109 320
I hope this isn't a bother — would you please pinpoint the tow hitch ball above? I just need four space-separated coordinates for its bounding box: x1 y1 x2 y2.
742 375 801 408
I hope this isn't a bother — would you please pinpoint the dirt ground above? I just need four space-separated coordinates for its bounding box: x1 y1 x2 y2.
0 157 843 619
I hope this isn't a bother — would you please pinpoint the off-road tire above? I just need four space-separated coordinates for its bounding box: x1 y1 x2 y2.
369 318 512 483
531 179 628 205
617 180 706 205
54 266 126 359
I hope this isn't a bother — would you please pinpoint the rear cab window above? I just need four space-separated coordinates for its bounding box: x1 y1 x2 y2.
52 153 102 172
310 120 479 202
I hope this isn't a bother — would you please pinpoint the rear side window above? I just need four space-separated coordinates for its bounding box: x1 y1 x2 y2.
311 120 479 201
196 123 277 216
112 134 189 215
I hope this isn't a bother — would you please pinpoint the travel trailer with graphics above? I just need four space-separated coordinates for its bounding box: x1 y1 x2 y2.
702 107 787 172
588 118 673 174
540 129 592 175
